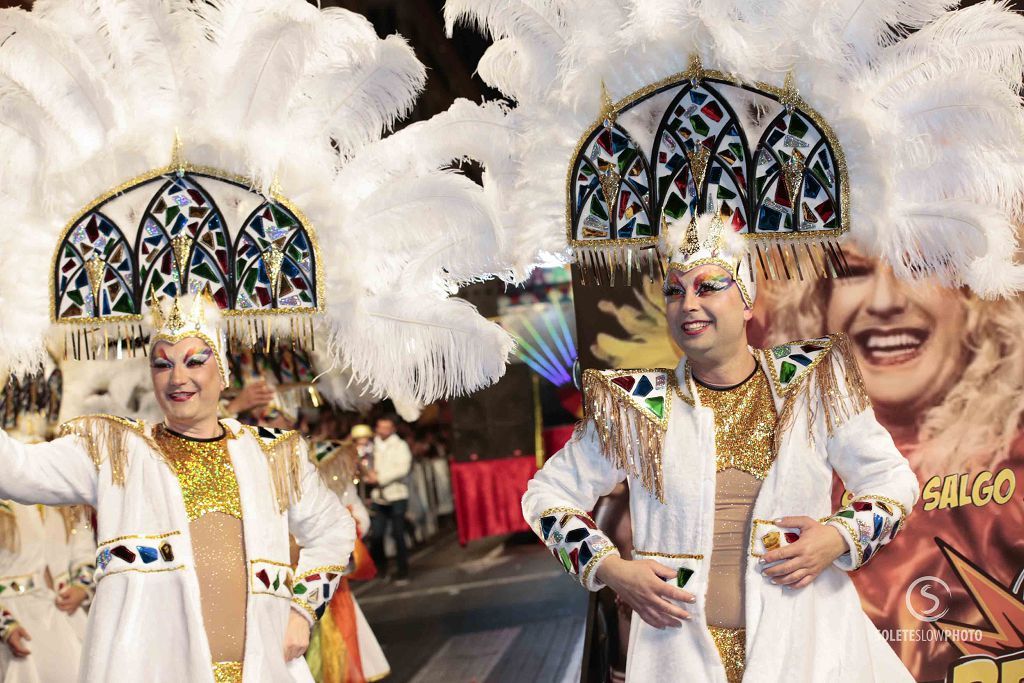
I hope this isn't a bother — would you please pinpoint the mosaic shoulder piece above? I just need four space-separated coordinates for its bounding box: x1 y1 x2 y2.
58 415 153 486
825 495 909 570
312 439 357 498
0 608 18 642
769 333 871 445
245 425 304 514
581 368 673 502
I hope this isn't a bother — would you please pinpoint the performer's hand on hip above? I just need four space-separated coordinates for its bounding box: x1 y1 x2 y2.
283 610 310 661
55 585 88 613
596 556 696 630
5 626 31 657
760 516 847 589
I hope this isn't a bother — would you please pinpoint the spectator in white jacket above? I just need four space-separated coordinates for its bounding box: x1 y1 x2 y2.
365 416 413 583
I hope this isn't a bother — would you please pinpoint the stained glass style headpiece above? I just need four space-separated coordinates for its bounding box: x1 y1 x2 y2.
448 1 1024 297
569 65 848 286
53 152 320 361
0 0 519 408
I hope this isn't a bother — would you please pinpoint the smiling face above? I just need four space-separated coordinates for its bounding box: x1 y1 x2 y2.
150 339 224 430
825 249 968 416
664 265 753 365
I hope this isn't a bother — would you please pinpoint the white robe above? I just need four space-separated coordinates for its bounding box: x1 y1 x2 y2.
523 335 919 682
0 417 355 683
0 503 93 683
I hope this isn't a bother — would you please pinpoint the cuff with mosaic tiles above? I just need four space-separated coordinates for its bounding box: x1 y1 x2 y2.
536 507 619 592
290 565 347 625
825 494 909 571
70 562 97 606
0 609 19 642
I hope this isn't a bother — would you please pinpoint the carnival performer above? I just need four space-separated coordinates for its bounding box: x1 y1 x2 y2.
0 370 96 682
525 217 918 681
447 1 1024 679
0 293 354 682
307 438 390 683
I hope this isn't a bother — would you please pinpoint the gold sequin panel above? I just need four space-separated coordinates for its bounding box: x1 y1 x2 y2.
709 626 746 683
212 661 243 683
694 368 777 479
154 424 243 520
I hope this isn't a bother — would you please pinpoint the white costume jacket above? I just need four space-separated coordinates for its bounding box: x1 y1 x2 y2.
523 335 919 682
0 416 355 683
0 501 95 682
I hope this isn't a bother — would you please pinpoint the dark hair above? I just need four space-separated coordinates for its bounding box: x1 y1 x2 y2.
376 414 399 426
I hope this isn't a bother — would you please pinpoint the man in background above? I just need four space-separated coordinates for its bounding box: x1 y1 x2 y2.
365 416 413 583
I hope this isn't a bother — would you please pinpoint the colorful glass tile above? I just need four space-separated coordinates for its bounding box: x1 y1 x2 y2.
611 375 635 393
136 546 159 564
110 545 136 564
676 567 694 588
633 375 654 397
779 361 797 384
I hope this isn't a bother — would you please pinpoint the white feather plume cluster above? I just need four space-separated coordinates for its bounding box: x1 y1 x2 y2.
0 0 520 407
446 0 1024 298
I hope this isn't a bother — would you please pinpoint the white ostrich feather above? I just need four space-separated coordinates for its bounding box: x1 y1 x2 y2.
0 0 521 406
452 0 1024 298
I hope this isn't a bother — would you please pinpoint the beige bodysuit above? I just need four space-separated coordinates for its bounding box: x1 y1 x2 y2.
154 425 247 683
694 365 777 683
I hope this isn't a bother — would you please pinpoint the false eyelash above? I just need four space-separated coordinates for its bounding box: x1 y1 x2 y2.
663 285 685 297
696 279 732 295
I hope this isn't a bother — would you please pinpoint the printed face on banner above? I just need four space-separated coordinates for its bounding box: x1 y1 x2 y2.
823 247 969 422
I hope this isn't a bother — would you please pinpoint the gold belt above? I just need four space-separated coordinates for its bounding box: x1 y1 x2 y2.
212 661 243 682
708 625 745 683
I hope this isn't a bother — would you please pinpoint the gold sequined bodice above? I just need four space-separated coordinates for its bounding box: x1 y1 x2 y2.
153 424 242 520
694 366 777 479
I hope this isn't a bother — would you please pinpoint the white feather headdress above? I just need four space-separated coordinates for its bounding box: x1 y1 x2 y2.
446 0 1024 298
0 0 518 408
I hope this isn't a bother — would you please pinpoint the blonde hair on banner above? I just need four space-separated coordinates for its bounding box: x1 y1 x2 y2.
765 281 1024 477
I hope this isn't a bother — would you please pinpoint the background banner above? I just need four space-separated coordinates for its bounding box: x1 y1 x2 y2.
574 255 1024 682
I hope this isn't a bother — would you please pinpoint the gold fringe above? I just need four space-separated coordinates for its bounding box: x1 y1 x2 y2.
774 333 872 451
582 370 666 502
0 504 19 554
312 439 357 499
57 506 90 542
59 415 152 486
249 428 304 514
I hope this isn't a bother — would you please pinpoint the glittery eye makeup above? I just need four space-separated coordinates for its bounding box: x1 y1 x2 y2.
150 348 172 369
185 349 212 368
693 273 734 296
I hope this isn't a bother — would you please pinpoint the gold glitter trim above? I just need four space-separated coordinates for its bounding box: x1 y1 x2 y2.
313 439 357 498
59 415 163 486
97 565 185 581
823 516 863 568
565 68 849 256
581 545 619 588
582 369 673 502
708 625 746 683
695 367 777 479
291 598 318 622
97 530 181 547
50 163 325 326
538 507 595 524
295 564 348 582
0 504 18 554
212 661 243 683
852 494 909 521
245 427 304 514
632 550 704 560
762 338 835 397
154 425 243 521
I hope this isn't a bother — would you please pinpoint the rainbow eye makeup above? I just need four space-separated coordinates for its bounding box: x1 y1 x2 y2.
150 348 172 369
693 272 734 296
185 349 212 368
663 271 735 297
